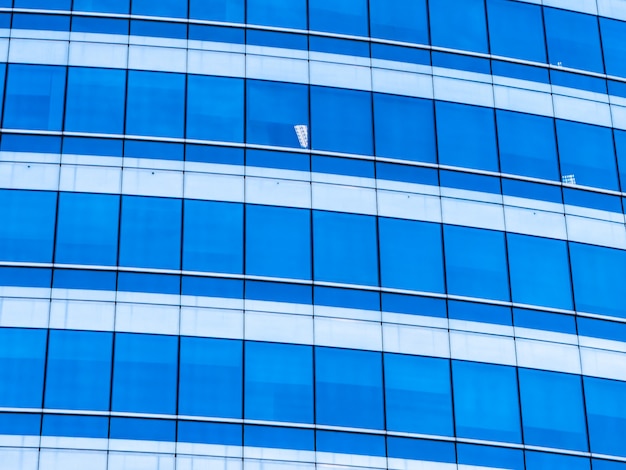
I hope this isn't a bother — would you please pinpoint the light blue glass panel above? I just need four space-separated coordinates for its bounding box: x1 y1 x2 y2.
131 0 186 18
246 205 311 280
74 0 130 13
526 451 590 470
245 342 313 423
309 0 368 36
487 0 545 62
313 211 379 286
453 361 522 443
384 354 453 436
248 0 306 29
370 0 428 43
601 18 626 78
45 330 112 411
584 377 626 458
189 0 243 22
430 0 488 53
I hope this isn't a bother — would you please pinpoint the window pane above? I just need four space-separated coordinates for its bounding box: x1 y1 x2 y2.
452 361 521 443
313 211 378 286
436 102 498 172
584 377 626 458
189 0 243 22
15 0 70 9
430 0 488 53
74 0 130 14
119 196 182 270
187 75 243 143
311 86 373 155
601 18 626 78
544 7 604 73
316 347 384 429
0 190 57 263
379 218 444 293
131 0 187 17
507 234 573 310
179 337 242 418
55 192 120 266
247 80 309 148
245 342 313 423
444 225 510 301
487 0 545 62
373 93 436 163
248 0 306 29
126 71 185 138
45 330 112 411
246 205 311 280
526 451 590 470
369 0 428 43
309 0 368 36
519 368 588 451
4 64 66 131
112 333 178 414
384 354 453 436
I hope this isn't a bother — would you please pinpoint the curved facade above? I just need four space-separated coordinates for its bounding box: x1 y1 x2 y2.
2 0 626 469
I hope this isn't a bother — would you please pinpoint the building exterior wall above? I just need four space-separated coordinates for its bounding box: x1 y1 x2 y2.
2 0 626 469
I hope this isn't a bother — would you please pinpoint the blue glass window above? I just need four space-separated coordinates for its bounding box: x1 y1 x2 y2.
384 354 453 436
444 225 510 301
247 80 309 148
110 417 175 441
526 451 590 470
45 330 112 411
246 425 314 451
313 211 378 286
187 75 243 143
519 368 588 451
316 347 384 429
430 0 488 53
0 190 57 263
4 65 66 131
311 86 373 155
601 18 626 78
183 200 243 274
0 328 46 408
179 421 241 446
544 7 604 73
436 102 498 172
248 0 306 29
369 0 428 43
15 0 70 9
43 415 108 439
246 205 311 280
55 192 120 266
119 196 182 270
507 234 573 310
112 333 178 415
452 361 521 443
131 0 187 18
458 444 525 470
73 0 130 13
126 71 185 138
317 431 385 456
373 94 436 163
584 377 626 458
189 0 244 22
245 342 313 423
179 337 242 418
309 0 368 36
379 218 444 293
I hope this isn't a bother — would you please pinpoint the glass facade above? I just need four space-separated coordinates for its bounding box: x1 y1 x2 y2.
2 1 626 469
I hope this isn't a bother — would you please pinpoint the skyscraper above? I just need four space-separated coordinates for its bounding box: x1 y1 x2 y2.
1 0 626 469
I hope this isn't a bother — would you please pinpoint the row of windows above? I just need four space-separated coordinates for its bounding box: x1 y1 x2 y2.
4 64 626 193
5 0 626 79
2 328 625 457
2 190 625 318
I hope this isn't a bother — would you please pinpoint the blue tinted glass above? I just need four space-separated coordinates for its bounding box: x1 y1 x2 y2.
440 170 500 194
551 70 606 94
436 102 498 171
65 67 125 134
379 218 444 293
315 286 378 310
55 192 120 266
246 205 311 280
0 190 57 263
496 110 559 180
377 163 438 186
369 0 428 43
110 417 175 441
519 368 588 451
317 431 385 456
247 281 312 305
0 328 46 408
245 342 313 423
430 0 488 53
458 444 525 470
594 462 626 470
124 140 183 161
388 438 456 463
544 7 604 73
514 309 576 335
71 17 128 35
15 0 70 9
112 333 178 415
178 421 241 446
615 130 626 191
0 413 41 436
526 451 590 470
585 377 626 458
0 267 51 288
186 145 243 165
312 156 373 178
117 273 179 295
189 24 244 43
13 13 69 31
382 293 447 318
384 354 453 436
248 0 306 29
433 52 490 74
187 75 243 143
63 137 122 157
245 426 314 451
179 337 242 418
311 86 373 155
4 64 65 131
130 20 186 39
492 60 550 83
131 0 186 17
182 276 243 299
449 301 511 326
183 200 243 274
453 361 521 443
42 415 108 439
601 18 626 78
507 234 573 310
557 120 618 190
120 196 182 270
309 0 368 36
578 317 626 343
73 0 130 13
313 211 379 286
45 330 112 411
248 149 309 172
316 347 384 429
53 269 115 291
444 225 510 301
374 93 436 163
3 134 61 154
247 80 309 148
126 71 185 138
564 189 621 213
189 0 244 22
371 43 430 65
487 0 545 62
